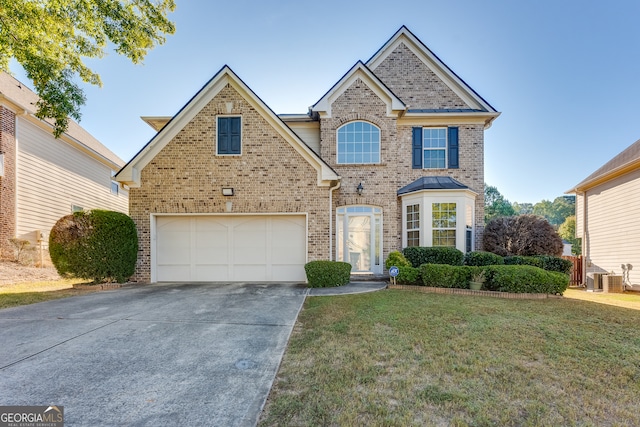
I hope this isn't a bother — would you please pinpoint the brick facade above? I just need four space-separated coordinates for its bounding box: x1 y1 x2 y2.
0 106 16 256
321 42 486 263
129 84 332 282
125 27 496 281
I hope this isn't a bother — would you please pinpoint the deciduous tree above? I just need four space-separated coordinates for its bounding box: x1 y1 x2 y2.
0 0 176 136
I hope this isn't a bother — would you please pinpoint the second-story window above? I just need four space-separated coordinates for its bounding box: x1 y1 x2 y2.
217 116 242 155
337 121 380 164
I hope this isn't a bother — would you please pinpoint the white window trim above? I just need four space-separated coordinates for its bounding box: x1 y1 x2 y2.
422 127 447 170
401 190 476 252
406 203 420 247
336 121 381 165
335 205 383 274
431 202 457 247
216 115 243 156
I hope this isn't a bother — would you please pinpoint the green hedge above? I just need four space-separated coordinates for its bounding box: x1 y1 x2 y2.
484 265 569 294
504 256 543 268
403 247 464 268
420 264 473 289
536 256 573 275
49 210 138 283
304 261 351 288
464 251 504 266
396 266 421 285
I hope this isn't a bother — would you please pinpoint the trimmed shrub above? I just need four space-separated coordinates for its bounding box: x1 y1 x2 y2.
49 210 138 283
403 247 464 268
464 251 504 267
396 266 421 285
484 265 569 294
385 251 411 269
504 256 543 268
304 261 351 288
535 256 573 275
420 264 473 289
483 214 563 257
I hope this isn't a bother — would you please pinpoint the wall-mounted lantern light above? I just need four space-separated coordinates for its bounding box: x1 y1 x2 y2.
222 188 234 196
356 182 364 196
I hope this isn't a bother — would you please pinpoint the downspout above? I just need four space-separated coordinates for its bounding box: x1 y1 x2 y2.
329 181 341 261
581 190 587 286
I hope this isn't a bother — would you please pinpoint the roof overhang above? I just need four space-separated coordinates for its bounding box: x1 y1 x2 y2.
567 157 640 193
311 61 406 118
117 66 339 188
397 176 478 196
401 110 501 129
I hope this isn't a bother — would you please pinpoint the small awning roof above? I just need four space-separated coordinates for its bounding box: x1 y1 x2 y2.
397 176 470 195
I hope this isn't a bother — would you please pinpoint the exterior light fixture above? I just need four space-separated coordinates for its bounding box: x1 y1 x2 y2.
356 182 364 196
222 188 234 196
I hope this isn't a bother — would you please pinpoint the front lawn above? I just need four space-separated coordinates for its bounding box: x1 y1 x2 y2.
259 290 640 426
0 278 95 309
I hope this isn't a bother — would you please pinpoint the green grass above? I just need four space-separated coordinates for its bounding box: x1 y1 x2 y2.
259 290 640 427
0 278 95 309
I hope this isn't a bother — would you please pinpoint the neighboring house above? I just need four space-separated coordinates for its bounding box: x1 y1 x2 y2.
0 72 128 259
567 138 640 291
117 26 499 282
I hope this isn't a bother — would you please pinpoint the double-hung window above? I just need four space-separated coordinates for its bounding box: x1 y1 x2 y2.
432 202 456 247
217 116 241 155
337 121 380 164
412 126 459 169
406 204 420 247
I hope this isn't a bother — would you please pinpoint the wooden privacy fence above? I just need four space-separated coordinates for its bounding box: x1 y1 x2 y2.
562 255 583 286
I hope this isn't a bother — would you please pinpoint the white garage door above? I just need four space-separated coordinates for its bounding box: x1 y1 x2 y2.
155 215 307 282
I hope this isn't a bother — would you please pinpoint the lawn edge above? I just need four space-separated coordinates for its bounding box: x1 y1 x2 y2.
389 284 563 299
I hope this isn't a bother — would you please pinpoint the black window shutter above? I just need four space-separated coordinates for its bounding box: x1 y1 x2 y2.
412 127 422 169
230 117 241 154
218 117 241 154
448 127 459 169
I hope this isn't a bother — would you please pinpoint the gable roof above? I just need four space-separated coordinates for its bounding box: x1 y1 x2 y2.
116 66 339 187
367 26 497 113
0 72 124 168
311 61 405 118
568 138 640 193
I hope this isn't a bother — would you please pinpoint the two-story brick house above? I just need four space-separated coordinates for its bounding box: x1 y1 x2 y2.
117 26 499 282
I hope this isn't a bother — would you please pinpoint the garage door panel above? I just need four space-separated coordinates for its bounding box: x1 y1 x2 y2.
195 266 229 282
156 215 306 282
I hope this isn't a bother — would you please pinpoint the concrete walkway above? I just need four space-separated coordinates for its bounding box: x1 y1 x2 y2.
0 281 386 426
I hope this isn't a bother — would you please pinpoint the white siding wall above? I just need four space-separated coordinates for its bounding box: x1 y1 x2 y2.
285 122 320 153
575 193 583 236
16 119 128 244
584 168 640 284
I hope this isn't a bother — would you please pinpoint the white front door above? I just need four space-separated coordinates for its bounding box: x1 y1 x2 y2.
336 206 382 274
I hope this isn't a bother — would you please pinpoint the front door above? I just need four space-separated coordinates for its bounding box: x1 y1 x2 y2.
336 206 382 274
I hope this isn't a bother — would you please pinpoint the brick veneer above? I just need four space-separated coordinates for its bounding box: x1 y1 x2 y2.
320 43 486 262
0 106 16 256
129 84 332 282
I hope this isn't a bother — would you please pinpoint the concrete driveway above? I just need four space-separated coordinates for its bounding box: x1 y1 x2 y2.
0 282 308 426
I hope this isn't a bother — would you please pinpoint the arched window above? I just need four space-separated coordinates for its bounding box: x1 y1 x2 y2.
337 121 380 164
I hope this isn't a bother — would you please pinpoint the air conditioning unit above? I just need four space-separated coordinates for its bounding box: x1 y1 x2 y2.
603 275 623 293
593 273 604 290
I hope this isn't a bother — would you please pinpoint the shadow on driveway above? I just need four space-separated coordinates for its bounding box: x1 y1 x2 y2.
0 282 308 426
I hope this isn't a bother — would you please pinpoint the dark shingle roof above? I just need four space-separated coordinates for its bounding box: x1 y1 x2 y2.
397 176 469 195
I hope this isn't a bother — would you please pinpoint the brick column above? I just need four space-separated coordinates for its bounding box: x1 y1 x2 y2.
0 106 16 256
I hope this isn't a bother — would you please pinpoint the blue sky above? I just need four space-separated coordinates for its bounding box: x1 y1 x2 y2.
11 0 640 204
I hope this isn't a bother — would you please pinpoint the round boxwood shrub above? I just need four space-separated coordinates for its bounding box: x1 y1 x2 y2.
49 210 138 283
304 260 351 288
385 251 411 269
